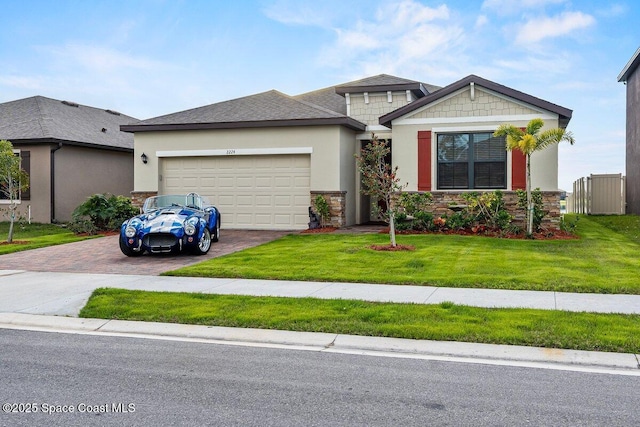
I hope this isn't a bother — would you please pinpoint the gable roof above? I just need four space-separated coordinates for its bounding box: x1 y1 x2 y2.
379 74 573 128
618 46 640 82
0 96 136 151
334 74 440 98
121 90 366 132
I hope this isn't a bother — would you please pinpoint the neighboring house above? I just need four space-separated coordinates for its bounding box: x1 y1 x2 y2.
618 46 640 214
122 74 572 230
0 96 136 223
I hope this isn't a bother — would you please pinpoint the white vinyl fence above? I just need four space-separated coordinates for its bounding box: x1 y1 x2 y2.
567 173 626 214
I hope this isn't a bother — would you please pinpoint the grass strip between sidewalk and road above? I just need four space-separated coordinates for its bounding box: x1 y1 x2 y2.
164 215 640 295
80 288 640 354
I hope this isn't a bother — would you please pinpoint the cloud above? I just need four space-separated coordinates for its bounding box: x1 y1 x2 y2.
0 75 44 91
43 43 165 73
596 3 627 19
515 11 595 44
262 0 338 27
481 0 567 14
475 15 489 28
316 0 464 80
376 1 450 28
334 26 382 50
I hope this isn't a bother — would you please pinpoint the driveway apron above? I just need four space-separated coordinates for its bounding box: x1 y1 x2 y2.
0 230 290 275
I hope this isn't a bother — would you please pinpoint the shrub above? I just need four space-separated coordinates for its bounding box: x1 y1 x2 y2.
443 211 472 230
71 193 139 232
560 215 579 234
397 192 432 216
395 192 433 231
314 195 330 227
67 217 99 235
462 191 512 230
412 211 434 231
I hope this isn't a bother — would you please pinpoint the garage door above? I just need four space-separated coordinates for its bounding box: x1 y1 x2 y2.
160 154 310 230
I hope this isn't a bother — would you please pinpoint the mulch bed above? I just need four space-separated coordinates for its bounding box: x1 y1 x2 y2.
0 240 29 246
387 227 578 240
301 227 338 234
369 244 416 251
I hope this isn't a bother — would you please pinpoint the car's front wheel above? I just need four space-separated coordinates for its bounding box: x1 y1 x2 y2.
120 236 143 257
193 228 211 255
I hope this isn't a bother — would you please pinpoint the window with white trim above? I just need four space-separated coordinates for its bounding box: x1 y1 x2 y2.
436 132 506 189
0 150 29 202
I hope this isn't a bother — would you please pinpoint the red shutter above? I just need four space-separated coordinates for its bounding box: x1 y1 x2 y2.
417 131 432 191
511 149 526 190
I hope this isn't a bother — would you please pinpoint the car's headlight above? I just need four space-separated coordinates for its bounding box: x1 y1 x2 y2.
125 226 137 238
185 219 197 236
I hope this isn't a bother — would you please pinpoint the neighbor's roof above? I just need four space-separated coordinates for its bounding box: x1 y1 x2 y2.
379 74 573 128
0 96 136 151
618 46 640 82
121 89 366 132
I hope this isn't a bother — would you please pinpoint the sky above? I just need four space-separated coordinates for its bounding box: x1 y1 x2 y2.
1 0 638 191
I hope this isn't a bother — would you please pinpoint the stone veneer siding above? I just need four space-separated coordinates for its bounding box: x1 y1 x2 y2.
311 191 346 228
131 191 158 209
402 191 562 230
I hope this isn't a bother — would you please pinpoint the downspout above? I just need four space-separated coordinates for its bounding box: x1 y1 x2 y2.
50 143 62 223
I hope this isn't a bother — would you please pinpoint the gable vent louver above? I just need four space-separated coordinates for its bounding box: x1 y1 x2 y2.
61 100 79 107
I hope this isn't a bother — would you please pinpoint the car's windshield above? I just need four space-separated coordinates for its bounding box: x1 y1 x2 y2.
143 194 202 213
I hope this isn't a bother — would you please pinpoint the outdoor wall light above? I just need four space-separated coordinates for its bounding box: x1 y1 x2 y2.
141 152 148 164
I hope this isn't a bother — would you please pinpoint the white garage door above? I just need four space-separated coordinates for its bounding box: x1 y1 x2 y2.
160 154 311 230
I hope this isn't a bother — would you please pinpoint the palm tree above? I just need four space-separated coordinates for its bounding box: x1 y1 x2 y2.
493 118 574 235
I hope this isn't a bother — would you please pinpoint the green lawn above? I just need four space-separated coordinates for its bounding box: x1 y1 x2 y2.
0 222 95 255
80 288 640 353
165 215 640 294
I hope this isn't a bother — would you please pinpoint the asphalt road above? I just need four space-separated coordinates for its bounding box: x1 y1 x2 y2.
1 329 638 427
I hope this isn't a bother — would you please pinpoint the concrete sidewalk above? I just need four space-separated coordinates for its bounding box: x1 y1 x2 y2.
1 269 639 317
1 269 639 373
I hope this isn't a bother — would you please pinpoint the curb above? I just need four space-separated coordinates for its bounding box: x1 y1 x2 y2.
1 313 638 374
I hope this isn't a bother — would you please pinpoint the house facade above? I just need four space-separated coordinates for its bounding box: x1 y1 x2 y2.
618 47 640 214
122 74 572 230
0 96 136 223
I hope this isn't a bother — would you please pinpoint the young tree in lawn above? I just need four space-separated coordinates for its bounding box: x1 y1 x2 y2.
0 140 30 243
356 134 405 247
493 119 574 235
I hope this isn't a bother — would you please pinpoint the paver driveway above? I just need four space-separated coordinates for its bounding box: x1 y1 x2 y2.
0 230 290 275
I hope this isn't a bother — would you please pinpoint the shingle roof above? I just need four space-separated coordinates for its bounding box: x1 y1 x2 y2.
334 73 440 98
379 74 573 128
293 86 347 115
0 96 136 151
122 90 366 132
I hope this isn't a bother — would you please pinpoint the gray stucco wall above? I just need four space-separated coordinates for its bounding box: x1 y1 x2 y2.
53 146 133 222
626 67 640 214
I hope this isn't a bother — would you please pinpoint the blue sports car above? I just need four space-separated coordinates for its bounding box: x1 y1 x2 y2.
119 193 220 256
